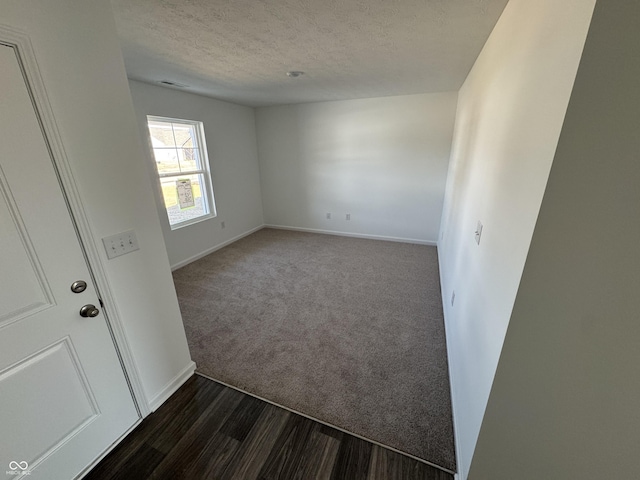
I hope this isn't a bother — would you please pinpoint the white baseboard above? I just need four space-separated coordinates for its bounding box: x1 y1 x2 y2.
170 225 264 271
171 224 436 272
148 361 197 412
264 224 437 246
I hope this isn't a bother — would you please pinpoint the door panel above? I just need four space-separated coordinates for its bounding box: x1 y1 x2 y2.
0 168 54 327
0 43 138 479
0 338 99 466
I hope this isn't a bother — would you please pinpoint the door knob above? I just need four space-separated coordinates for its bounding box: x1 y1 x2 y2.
79 304 100 318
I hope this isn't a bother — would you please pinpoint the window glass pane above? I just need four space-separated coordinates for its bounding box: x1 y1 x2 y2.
172 123 195 149
159 174 209 226
179 148 199 172
153 147 181 174
148 121 176 147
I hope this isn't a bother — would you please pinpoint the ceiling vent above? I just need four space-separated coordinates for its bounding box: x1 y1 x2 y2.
158 80 188 88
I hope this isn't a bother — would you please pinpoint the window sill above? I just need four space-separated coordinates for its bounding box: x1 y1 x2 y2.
169 213 216 231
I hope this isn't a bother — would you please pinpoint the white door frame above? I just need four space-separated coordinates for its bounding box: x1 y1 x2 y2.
0 24 151 418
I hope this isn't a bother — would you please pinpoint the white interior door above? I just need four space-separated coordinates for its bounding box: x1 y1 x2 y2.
0 44 138 479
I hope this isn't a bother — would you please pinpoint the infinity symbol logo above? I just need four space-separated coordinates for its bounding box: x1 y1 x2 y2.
8 461 28 471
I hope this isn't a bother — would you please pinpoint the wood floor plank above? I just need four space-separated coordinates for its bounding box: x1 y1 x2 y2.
320 424 344 440
220 403 291 480
369 445 455 480
257 414 317 479
84 376 221 480
176 430 240 480
147 387 244 479
149 376 226 454
331 434 374 480
293 425 342 480
219 394 267 442
368 445 401 480
409 457 453 480
84 436 165 480
107 443 164 480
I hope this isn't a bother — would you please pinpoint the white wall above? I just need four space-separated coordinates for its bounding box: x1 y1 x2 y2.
437 0 596 476
128 81 264 269
3 0 193 410
256 93 457 244
470 2 640 477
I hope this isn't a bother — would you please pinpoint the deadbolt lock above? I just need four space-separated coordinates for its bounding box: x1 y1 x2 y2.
71 280 87 294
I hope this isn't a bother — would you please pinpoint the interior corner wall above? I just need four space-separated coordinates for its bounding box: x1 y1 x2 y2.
255 93 457 244
3 0 194 410
469 1 640 477
128 80 264 269
437 0 596 476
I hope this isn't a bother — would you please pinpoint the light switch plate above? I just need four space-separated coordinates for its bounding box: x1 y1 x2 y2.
102 230 139 259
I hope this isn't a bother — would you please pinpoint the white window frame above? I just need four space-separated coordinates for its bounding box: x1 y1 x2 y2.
146 115 217 230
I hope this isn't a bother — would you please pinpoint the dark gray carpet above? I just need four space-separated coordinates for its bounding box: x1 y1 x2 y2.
172 228 456 472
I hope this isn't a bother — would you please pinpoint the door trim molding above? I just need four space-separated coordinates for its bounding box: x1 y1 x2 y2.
0 24 151 417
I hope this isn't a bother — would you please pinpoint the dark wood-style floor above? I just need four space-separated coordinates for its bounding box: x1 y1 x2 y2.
85 375 454 480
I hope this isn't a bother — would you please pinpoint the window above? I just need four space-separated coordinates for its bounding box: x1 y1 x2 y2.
146 116 216 229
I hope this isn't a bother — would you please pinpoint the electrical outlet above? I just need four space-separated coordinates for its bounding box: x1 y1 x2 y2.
102 230 139 259
451 291 456 306
326 213 331 219
475 221 483 245
346 213 351 221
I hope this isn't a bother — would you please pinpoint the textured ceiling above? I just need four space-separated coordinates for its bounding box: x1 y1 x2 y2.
110 0 509 107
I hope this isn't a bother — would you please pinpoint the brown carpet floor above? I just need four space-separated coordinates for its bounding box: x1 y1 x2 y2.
172 228 456 472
